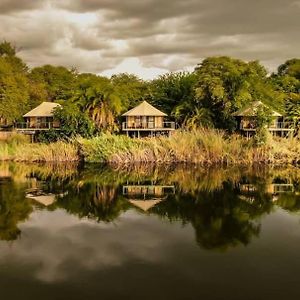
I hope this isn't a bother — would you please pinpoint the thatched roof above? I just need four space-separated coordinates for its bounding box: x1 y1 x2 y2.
122 101 167 117
232 101 282 117
129 199 162 211
23 102 61 117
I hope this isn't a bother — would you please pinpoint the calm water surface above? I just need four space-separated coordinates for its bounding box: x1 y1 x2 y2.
0 163 300 300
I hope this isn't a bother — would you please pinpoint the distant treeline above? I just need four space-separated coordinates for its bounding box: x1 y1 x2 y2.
0 41 299 137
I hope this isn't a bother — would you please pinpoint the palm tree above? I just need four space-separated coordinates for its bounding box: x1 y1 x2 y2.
174 102 213 129
74 75 124 132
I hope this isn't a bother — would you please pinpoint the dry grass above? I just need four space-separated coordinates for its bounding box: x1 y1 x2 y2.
0 138 79 162
0 129 300 165
79 129 300 165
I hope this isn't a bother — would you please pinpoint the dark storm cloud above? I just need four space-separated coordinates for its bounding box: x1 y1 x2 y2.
0 0 44 14
56 0 298 33
54 0 299 63
0 0 299 76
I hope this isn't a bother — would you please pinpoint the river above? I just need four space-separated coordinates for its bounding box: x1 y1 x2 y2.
0 163 299 299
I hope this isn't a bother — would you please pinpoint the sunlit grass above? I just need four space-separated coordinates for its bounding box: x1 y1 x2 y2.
80 129 300 165
0 129 300 165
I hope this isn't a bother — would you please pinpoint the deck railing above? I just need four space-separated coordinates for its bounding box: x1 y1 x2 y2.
122 121 176 130
240 122 294 130
15 122 59 130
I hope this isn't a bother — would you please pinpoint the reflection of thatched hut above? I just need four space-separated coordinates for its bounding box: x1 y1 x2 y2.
239 182 294 203
123 183 175 211
26 189 57 206
129 199 163 212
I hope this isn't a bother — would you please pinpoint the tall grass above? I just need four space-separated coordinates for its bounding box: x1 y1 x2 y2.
0 134 79 162
79 129 300 165
0 130 300 165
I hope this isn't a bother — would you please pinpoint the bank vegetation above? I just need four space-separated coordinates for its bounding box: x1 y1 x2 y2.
0 130 300 165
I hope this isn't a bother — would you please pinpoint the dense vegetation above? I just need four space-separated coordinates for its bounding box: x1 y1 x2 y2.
0 130 299 165
0 41 299 139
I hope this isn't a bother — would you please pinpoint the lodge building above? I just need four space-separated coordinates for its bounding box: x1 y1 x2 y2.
121 101 176 138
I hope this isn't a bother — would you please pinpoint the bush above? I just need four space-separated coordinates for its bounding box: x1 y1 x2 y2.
37 102 95 143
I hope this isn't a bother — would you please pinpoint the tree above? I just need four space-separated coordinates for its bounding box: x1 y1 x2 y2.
37 102 95 142
73 74 124 132
272 59 300 133
149 72 197 118
111 73 149 110
0 42 32 124
278 59 300 80
285 96 300 133
30 65 77 101
0 41 48 125
193 57 282 130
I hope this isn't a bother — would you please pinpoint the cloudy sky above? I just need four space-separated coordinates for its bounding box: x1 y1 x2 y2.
0 0 299 79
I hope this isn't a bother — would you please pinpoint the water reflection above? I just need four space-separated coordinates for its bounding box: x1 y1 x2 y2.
0 163 300 252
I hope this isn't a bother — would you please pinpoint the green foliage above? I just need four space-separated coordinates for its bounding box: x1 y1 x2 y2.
30 65 77 101
255 105 273 129
193 57 281 130
0 43 31 124
0 41 16 57
253 106 273 146
285 96 300 133
278 59 300 80
111 73 149 109
149 72 197 117
73 73 125 132
0 41 47 125
45 103 95 142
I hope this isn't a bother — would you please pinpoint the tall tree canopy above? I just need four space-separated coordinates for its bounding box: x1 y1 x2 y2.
190 57 283 130
149 72 197 118
111 73 149 110
0 42 45 124
30 65 77 102
278 59 300 80
72 74 124 132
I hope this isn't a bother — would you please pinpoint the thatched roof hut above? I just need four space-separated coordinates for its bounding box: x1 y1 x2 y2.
122 101 167 117
23 102 61 118
232 101 282 117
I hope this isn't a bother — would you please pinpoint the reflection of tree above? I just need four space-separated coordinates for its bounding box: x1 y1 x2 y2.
56 182 130 222
1 162 300 250
275 194 300 213
152 181 273 251
0 180 32 241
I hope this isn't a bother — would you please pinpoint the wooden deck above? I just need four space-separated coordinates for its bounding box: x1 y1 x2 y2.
14 122 60 133
122 122 176 131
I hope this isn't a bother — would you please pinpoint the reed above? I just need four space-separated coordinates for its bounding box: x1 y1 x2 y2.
0 129 300 165
79 129 300 165
0 137 79 162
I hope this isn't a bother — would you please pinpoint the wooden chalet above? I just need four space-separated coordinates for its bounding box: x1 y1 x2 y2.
122 101 175 138
232 101 294 137
16 102 61 134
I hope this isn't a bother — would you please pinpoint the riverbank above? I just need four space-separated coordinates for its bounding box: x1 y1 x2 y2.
0 130 299 165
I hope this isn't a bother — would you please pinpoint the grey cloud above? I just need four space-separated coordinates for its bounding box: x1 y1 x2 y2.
0 0 299 77
0 0 45 14
54 0 298 33
70 27 112 51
